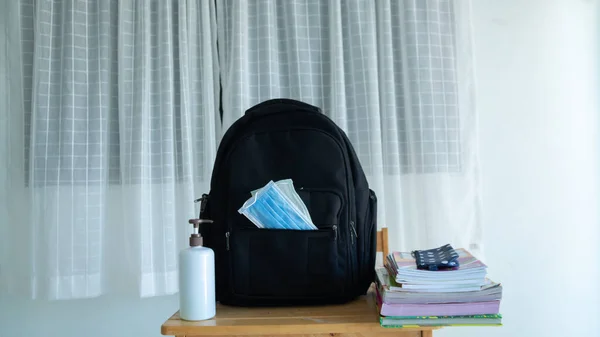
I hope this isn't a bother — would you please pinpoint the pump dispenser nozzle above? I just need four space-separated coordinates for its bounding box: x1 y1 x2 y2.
188 219 214 247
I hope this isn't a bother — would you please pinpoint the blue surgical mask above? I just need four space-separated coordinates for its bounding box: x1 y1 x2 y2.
251 179 312 224
239 180 316 230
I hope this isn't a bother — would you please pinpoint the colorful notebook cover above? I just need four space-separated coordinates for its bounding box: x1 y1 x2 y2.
375 286 500 317
375 267 503 304
387 248 487 282
380 314 502 328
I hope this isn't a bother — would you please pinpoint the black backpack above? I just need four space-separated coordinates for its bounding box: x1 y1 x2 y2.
199 99 377 306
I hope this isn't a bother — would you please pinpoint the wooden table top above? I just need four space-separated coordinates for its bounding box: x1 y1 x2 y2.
161 288 438 336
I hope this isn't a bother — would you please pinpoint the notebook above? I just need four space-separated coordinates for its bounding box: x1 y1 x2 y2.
380 314 502 327
375 267 503 304
386 248 487 283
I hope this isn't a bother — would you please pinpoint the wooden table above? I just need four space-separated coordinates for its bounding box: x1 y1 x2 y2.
161 288 439 337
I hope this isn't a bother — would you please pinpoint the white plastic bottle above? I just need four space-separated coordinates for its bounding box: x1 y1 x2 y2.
179 219 216 321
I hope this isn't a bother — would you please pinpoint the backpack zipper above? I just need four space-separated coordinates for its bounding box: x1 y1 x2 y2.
194 194 210 219
349 221 357 244
225 231 230 250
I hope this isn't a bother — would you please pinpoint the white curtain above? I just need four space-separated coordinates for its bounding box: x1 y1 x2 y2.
1 0 480 300
217 0 482 255
1 0 219 299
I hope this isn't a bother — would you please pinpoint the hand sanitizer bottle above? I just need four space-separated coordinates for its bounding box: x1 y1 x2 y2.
179 218 215 321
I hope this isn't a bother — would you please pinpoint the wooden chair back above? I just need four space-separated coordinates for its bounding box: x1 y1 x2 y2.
376 227 389 257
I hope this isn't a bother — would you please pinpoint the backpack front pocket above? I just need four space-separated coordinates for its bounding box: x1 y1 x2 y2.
230 226 343 299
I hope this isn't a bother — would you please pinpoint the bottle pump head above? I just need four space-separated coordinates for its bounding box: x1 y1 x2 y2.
188 219 213 247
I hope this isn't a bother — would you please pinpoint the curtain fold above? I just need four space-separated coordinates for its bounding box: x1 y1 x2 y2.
217 0 482 256
0 0 30 297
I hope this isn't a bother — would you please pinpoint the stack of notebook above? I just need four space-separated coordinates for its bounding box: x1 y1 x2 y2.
376 248 503 328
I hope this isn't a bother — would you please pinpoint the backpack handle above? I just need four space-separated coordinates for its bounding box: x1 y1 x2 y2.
245 99 321 118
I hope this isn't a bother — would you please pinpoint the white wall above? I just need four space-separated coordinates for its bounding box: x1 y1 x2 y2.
440 0 600 336
1 1 598 337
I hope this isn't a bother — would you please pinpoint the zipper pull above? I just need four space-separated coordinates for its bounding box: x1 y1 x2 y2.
200 194 209 217
332 225 338 241
194 194 209 218
350 221 357 244
225 232 230 250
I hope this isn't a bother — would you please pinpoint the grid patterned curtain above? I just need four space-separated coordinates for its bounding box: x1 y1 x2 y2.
1 0 480 300
217 0 481 254
218 0 462 175
3 0 219 299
